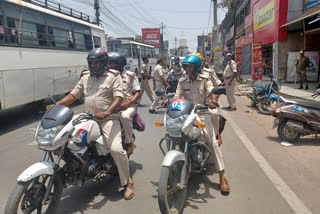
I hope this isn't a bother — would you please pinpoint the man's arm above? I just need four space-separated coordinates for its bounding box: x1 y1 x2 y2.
160 75 170 88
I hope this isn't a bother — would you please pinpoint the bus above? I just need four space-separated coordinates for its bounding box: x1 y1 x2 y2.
0 0 106 110
107 39 157 75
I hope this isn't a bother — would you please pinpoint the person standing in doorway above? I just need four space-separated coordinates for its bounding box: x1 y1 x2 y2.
296 50 310 90
223 52 237 111
139 57 155 104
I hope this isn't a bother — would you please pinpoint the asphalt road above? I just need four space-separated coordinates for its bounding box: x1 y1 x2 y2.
0 93 319 214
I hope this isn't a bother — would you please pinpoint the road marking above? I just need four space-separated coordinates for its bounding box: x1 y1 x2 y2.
224 112 312 214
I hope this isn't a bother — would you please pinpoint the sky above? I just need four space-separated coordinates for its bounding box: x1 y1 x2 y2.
56 0 227 52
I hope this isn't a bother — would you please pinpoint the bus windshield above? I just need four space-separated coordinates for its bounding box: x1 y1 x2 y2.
115 44 132 57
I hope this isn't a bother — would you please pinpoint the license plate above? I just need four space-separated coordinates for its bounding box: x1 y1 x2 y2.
273 119 279 128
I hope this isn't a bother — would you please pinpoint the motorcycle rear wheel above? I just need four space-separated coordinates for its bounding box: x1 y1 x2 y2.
158 161 187 214
257 97 278 115
277 120 301 143
5 174 63 214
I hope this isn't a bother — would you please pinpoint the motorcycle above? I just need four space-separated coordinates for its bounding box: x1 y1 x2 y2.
271 89 320 143
155 87 227 214
166 74 178 94
5 104 141 214
247 78 280 115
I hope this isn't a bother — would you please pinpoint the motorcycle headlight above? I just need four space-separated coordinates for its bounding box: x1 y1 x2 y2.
166 115 186 137
36 126 58 146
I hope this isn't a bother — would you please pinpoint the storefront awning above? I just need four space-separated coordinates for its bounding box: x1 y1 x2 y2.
281 8 320 27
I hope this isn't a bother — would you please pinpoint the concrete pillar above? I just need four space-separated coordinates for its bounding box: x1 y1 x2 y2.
273 42 279 80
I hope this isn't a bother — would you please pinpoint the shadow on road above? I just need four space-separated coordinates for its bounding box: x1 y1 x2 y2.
267 136 320 146
57 160 142 214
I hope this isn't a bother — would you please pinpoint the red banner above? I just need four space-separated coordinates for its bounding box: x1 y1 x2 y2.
252 42 262 80
142 28 160 48
236 48 242 75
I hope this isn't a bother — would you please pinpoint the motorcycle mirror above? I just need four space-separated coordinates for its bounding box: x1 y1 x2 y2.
211 87 226 95
155 88 165 96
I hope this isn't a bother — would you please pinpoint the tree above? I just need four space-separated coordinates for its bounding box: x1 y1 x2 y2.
217 0 234 10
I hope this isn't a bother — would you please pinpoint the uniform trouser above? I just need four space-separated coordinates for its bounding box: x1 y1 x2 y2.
97 119 130 186
120 105 137 144
225 80 236 108
198 113 225 171
150 82 167 110
209 108 220 136
139 79 154 103
297 70 308 86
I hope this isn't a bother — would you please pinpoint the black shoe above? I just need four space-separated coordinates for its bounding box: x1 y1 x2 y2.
149 109 156 114
316 85 320 89
305 85 309 90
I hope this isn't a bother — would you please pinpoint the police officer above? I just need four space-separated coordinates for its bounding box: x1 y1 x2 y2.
109 52 141 153
173 55 230 193
149 58 170 113
171 56 184 80
296 50 310 90
223 52 237 111
139 56 155 104
46 48 134 200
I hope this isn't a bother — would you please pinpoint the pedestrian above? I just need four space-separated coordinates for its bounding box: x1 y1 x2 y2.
223 52 237 111
171 56 184 80
149 58 170 113
46 48 134 200
296 50 310 90
138 56 155 104
174 54 230 193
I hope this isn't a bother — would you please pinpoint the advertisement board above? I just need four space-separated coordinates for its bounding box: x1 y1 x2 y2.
286 51 320 82
236 48 242 75
142 28 160 48
252 42 263 80
304 0 320 11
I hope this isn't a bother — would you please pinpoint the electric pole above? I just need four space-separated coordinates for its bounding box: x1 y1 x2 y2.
94 0 100 25
174 36 178 56
160 22 165 59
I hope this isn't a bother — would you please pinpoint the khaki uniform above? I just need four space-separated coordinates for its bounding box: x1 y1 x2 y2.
150 64 167 110
202 67 222 136
120 70 140 144
172 62 184 80
296 56 310 85
223 60 237 108
173 74 225 171
139 63 154 103
70 69 129 186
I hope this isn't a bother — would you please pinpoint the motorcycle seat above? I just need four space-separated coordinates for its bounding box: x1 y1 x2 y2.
291 99 320 110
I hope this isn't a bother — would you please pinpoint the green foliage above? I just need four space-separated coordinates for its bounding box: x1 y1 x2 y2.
218 0 234 10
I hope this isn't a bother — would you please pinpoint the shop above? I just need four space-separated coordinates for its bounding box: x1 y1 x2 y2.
251 0 288 80
235 32 253 75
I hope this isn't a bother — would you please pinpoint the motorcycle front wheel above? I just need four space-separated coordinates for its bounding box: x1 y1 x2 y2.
257 97 278 115
277 120 301 143
158 160 187 214
5 174 63 214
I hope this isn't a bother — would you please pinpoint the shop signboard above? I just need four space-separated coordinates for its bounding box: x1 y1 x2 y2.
286 51 320 82
235 33 253 48
253 0 275 31
252 42 263 80
304 0 320 11
142 28 160 48
236 48 242 75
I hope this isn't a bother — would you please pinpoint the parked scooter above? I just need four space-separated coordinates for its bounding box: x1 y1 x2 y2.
155 87 226 214
247 78 280 115
271 89 320 143
5 104 142 214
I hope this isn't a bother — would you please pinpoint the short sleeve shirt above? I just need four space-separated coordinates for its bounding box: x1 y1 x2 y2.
202 67 221 86
223 60 237 79
121 70 141 102
70 69 123 113
173 74 214 105
141 63 148 75
153 64 164 81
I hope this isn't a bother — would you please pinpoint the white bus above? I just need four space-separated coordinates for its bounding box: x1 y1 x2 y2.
0 0 106 110
107 39 157 75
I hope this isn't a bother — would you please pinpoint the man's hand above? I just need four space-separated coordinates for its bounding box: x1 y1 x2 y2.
46 104 54 111
119 102 131 111
209 101 217 109
95 112 109 120
167 84 171 88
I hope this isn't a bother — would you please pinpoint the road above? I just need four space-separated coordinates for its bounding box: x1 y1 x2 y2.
0 92 319 214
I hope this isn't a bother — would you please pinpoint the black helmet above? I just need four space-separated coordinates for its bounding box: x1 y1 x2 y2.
142 56 148 62
108 52 127 71
87 48 108 76
174 56 180 61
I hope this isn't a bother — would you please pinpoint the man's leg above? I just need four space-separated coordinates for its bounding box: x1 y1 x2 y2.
210 108 222 145
302 70 309 89
298 71 303 89
120 106 137 144
145 81 155 102
100 120 130 187
199 113 229 193
229 81 236 109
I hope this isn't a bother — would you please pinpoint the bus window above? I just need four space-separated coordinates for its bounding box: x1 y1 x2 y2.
0 12 4 43
115 44 131 57
93 36 101 48
132 44 138 58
